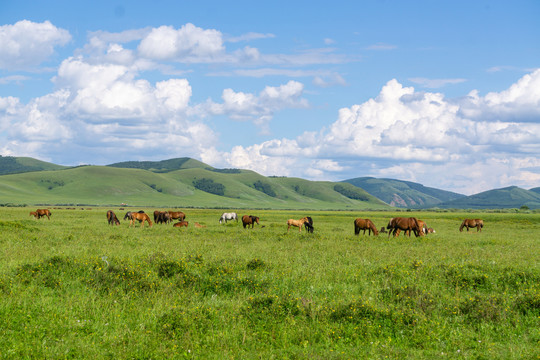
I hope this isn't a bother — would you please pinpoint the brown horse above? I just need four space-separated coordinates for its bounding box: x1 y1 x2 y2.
154 210 171 224
168 211 186 221
242 215 259 229
173 221 189 228
31 209 51 220
106 210 120 226
130 212 153 228
287 217 309 232
354 218 379 236
387 217 422 237
460 219 483 232
194 222 206 228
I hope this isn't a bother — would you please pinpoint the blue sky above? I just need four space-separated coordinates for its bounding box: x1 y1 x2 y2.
0 0 539 194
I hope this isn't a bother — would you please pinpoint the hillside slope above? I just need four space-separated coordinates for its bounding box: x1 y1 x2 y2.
0 165 389 210
343 177 464 208
437 186 540 209
0 156 68 175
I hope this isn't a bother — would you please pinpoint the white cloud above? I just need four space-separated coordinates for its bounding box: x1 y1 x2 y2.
201 80 308 133
408 77 467 88
138 23 225 62
216 71 540 194
0 20 71 70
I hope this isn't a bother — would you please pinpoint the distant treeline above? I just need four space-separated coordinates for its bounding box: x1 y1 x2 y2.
193 178 225 196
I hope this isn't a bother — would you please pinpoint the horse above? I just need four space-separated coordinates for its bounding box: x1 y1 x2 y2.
354 218 379 236
124 210 144 221
426 228 435 234
304 216 314 233
130 212 153 228
32 209 51 220
106 210 120 226
173 221 189 228
219 212 238 224
379 227 388 234
460 219 483 232
386 217 422 237
287 217 309 232
154 210 171 224
168 211 186 221
242 215 259 229
194 222 206 228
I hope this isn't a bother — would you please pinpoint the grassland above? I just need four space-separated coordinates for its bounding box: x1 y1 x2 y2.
0 208 538 359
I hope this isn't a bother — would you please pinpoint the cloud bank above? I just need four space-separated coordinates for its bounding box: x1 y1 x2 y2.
0 20 538 194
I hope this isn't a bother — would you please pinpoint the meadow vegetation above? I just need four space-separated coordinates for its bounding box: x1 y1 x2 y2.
0 208 538 359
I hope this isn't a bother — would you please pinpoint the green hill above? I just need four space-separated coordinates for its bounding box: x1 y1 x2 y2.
342 177 464 208
107 157 211 173
0 164 388 210
0 155 68 175
437 186 540 209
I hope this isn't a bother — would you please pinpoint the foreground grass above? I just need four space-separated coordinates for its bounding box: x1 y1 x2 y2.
0 208 538 359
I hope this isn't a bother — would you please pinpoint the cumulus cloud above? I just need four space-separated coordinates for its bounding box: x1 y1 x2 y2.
0 20 71 70
201 80 308 133
138 23 225 62
217 70 540 194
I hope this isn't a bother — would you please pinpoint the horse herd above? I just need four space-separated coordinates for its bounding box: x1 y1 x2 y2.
30 208 484 234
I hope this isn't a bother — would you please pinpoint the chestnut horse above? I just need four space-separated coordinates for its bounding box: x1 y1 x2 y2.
173 221 189 228
242 215 259 229
460 219 483 232
106 210 120 226
354 218 379 236
395 219 427 237
130 212 153 228
386 217 422 237
168 211 186 221
287 217 309 232
31 209 51 220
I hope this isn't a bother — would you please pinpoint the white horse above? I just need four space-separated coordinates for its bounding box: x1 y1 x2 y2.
219 212 238 224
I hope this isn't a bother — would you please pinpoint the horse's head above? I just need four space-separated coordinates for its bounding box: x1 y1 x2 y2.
252 216 259 224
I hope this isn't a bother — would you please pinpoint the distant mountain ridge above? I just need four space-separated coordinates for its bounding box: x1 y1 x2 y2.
342 177 465 208
0 156 538 209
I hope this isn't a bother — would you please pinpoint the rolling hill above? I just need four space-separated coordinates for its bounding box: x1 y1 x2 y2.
437 186 540 209
0 155 68 175
0 163 388 210
342 177 464 208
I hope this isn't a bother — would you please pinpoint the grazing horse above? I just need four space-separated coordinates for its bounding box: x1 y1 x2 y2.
106 210 120 226
168 211 186 222
130 212 153 228
242 215 259 229
460 219 483 232
154 210 171 224
354 218 379 236
124 210 144 221
304 216 314 233
387 217 422 238
194 222 206 228
287 217 309 232
219 212 238 224
32 209 51 220
426 228 435 234
173 221 189 228
379 227 388 234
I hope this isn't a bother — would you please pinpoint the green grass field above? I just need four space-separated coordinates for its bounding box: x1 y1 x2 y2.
0 208 538 359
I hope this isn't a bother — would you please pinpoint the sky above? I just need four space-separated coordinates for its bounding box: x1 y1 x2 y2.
0 0 539 195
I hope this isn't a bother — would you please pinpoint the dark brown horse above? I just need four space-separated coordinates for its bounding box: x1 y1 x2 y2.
354 218 379 235
242 215 259 229
31 209 51 220
173 221 189 228
168 211 186 221
106 210 120 226
154 210 171 224
460 219 483 232
130 212 153 228
387 217 422 237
